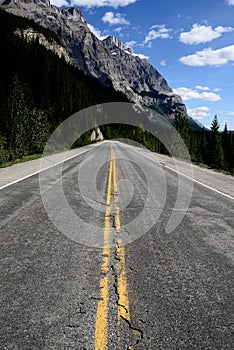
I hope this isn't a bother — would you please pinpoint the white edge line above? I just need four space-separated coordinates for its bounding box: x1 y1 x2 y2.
0 146 96 191
163 164 234 201
130 146 234 201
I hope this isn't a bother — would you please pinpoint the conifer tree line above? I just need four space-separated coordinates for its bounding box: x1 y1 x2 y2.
100 113 234 175
172 111 234 174
0 9 233 175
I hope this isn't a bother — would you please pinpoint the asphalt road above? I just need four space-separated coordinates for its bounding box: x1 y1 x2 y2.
1 141 234 350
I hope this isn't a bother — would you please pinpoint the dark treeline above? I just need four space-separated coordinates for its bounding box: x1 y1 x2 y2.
0 9 127 163
173 112 234 174
100 112 234 175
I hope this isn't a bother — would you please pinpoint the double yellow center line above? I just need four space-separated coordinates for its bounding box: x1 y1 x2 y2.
94 143 131 349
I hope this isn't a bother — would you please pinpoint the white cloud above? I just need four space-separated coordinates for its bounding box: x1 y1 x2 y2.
227 111 234 116
180 24 233 45
114 27 123 33
143 25 172 45
102 11 129 25
125 40 137 47
160 60 166 66
87 23 108 40
195 85 210 91
214 88 221 92
50 0 69 6
173 87 221 101
188 106 210 120
179 45 234 66
72 0 137 8
227 0 234 5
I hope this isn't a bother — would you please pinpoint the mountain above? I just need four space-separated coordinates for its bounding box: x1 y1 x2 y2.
189 117 209 131
0 0 187 119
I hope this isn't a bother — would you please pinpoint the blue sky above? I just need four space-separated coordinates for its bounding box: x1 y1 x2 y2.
51 0 234 130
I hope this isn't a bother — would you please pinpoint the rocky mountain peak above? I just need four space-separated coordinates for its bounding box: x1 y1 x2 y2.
103 36 124 50
0 0 188 119
60 7 86 23
2 0 50 5
123 45 133 55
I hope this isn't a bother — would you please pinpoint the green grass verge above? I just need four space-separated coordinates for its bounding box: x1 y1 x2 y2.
0 153 42 168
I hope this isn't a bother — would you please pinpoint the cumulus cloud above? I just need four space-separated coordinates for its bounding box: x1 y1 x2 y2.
195 85 210 91
179 45 234 66
102 11 129 25
173 87 221 101
72 0 137 8
180 24 233 45
227 0 234 5
50 0 69 6
87 23 108 40
227 111 234 116
143 25 172 45
188 106 210 120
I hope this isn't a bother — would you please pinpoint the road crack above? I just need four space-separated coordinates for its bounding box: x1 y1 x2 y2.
111 245 144 348
120 315 144 345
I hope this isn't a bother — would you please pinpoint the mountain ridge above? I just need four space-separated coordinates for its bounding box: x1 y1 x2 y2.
0 0 188 119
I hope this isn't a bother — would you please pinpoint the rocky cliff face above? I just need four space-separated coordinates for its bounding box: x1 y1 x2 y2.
0 0 187 118
14 27 70 62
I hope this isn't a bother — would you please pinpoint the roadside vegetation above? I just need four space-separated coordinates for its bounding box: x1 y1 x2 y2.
101 114 234 175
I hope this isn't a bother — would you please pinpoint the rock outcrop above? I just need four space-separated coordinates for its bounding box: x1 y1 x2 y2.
14 27 70 62
90 128 104 142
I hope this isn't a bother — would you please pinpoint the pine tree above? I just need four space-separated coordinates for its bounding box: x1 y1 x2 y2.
28 108 50 154
7 76 30 158
222 123 229 170
7 76 49 159
0 135 7 164
202 127 207 160
229 132 234 174
172 110 190 158
208 115 222 169
174 110 190 145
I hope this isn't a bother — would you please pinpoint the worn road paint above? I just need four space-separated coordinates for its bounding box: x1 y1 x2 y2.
94 146 113 350
116 239 130 347
94 144 132 349
111 148 131 347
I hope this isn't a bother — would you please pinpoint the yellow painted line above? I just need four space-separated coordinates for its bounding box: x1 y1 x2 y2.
94 146 113 350
116 241 130 322
111 149 131 347
112 151 120 233
95 143 132 349
116 239 131 349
